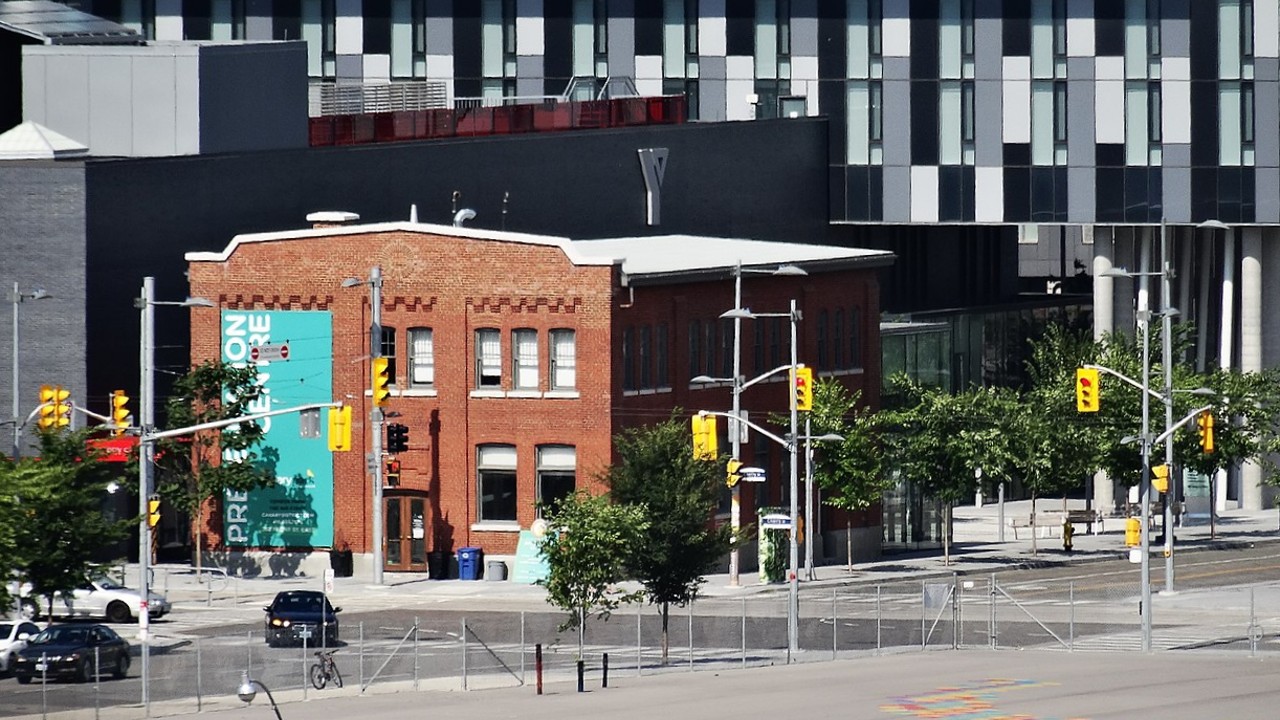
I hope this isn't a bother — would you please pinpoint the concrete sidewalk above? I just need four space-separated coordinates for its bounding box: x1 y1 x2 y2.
128 500 1280 623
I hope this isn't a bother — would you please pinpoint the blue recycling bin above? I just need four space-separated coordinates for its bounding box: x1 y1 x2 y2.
457 547 483 580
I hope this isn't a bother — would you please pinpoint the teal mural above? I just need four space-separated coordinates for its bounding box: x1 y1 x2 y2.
221 310 334 548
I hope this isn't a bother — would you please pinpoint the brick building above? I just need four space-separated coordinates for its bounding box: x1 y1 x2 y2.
186 215 892 578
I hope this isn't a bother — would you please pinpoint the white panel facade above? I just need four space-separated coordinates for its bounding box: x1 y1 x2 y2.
1095 57 1126 144
336 0 364 55
975 166 1004 221
910 166 939 223
516 14 545 56
1001 57 1031 144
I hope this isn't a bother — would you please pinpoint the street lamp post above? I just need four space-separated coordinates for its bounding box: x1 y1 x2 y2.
716 262 805 588
342 267 385 584
136 277 214 707
10 283 49 458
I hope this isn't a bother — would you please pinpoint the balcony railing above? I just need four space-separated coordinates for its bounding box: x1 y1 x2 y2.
308 95 687 147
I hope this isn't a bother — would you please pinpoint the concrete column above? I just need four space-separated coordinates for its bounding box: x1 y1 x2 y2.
1177 227 1193 347
1196 229 1215 372
1091 226 1116 512
1217 229 1236 512
1240 229 1263 510
1114 228 1137 334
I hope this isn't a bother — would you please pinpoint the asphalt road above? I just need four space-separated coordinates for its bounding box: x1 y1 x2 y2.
5 543 1280 718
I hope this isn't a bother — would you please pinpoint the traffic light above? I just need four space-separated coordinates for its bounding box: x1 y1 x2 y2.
147 496 161 528
327 406 352 452
1197 412 1215 454
385 458 401 486
38 385 71 429
1151 464 1170 494
110 390 130 436
691 414 718 460
792 367 813 411
726 458 743 488
372 356 391 407
1075 368 1100 412
386 423 409 454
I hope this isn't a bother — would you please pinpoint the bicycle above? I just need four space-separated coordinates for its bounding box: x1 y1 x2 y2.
309 648 343 690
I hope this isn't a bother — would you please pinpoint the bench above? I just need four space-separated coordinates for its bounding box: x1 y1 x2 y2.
1009 512 1063 540
1065 509 1104 534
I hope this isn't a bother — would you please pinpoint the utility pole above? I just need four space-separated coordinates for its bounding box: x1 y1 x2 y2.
370 266 385 585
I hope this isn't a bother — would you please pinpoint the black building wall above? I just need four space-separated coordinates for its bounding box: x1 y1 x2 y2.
82 119 833 405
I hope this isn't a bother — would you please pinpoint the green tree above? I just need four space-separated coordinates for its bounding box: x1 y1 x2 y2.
881 379 1018 564
807 380 890 564
153 360 276 570
606 415 731 665
537 491 647 657
11 429 129 619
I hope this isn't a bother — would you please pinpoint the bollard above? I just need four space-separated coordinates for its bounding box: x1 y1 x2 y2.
1062 520 1074 553
576 659 584 693
602 653 609 688
535 643 543 695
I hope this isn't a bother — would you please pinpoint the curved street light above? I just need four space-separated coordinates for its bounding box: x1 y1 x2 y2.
237 672 284 720
11 283 51 458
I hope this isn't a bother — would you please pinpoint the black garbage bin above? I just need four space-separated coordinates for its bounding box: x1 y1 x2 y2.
428 550 448 579
329 549 354 577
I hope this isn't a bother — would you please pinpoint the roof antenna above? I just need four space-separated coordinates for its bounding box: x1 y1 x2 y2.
453 208 476 226
501 191 509 230
409 203 418 223
451 190 460 215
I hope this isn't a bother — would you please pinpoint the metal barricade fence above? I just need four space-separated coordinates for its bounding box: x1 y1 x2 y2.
20 578 1280 720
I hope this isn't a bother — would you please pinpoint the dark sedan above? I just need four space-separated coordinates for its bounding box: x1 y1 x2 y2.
11 624 130 684
263 591 341 647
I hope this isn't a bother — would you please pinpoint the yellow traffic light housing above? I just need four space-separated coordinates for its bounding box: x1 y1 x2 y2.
1151 464 1170 494
147 496 161 528
110 390 130 436
691 414 718 460
726 458 743 488
1075 368 1100 412
372 357 391 407
792 367 813 411
1197 412 1215 454
38 385 71 429
327 406 352 452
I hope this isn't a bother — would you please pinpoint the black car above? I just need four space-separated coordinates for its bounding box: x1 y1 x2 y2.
11 624 130 684
263 591 341 647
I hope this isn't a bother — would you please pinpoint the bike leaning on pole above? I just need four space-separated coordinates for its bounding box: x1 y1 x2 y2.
309 648 343 690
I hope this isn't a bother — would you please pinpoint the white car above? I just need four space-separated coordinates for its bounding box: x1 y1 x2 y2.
12 578 171 624
0 620 41 674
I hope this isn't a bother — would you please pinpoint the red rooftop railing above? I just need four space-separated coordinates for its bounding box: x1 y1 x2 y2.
309 95 687 147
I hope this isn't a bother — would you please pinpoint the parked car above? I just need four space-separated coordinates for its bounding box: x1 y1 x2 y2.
263 590 340 647
11 624 130 684
0 620 42 675
10 577 170 623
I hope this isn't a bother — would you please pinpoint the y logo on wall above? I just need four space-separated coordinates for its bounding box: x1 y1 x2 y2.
221 310 334 549
637 147 669 225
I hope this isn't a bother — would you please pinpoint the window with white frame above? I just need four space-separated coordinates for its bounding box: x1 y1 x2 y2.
380 327 398 384
513 328 539 390
550 329 577 390
476 328 502 388
536 445 576 517
477 444 518 522
409 327 435 387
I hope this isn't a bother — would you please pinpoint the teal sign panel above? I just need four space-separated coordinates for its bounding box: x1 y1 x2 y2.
512 530 551 584
220 310 333 548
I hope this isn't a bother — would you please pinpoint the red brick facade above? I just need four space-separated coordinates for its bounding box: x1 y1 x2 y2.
187 221 885 571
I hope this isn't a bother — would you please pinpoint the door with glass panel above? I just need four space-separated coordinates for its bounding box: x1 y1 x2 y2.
384 494 428 572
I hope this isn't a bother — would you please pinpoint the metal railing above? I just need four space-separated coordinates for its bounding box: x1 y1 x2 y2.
309 81 450 117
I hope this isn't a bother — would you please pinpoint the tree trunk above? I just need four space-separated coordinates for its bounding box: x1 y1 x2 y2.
1030 492 1038 555
195 502 203 576
660 603 670 665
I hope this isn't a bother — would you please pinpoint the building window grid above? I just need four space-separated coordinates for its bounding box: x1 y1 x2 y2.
475 328 502 388
656 323 670 388
851 306 863 370
833 309 845 368
816 310 829 371
769 318 783 369
380 327 398 384
512 328 539 390
536 445 577 518
776 0 791 57
719 318 734 378
688 320 701 380
1146 0 1161 57
624 326 637 392
703 321 717 377
640 326 653 389
408 327 435 387
477 444 518 523
550 329 577 390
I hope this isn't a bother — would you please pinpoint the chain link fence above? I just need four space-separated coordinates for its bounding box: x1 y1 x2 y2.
9 577 1280 719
